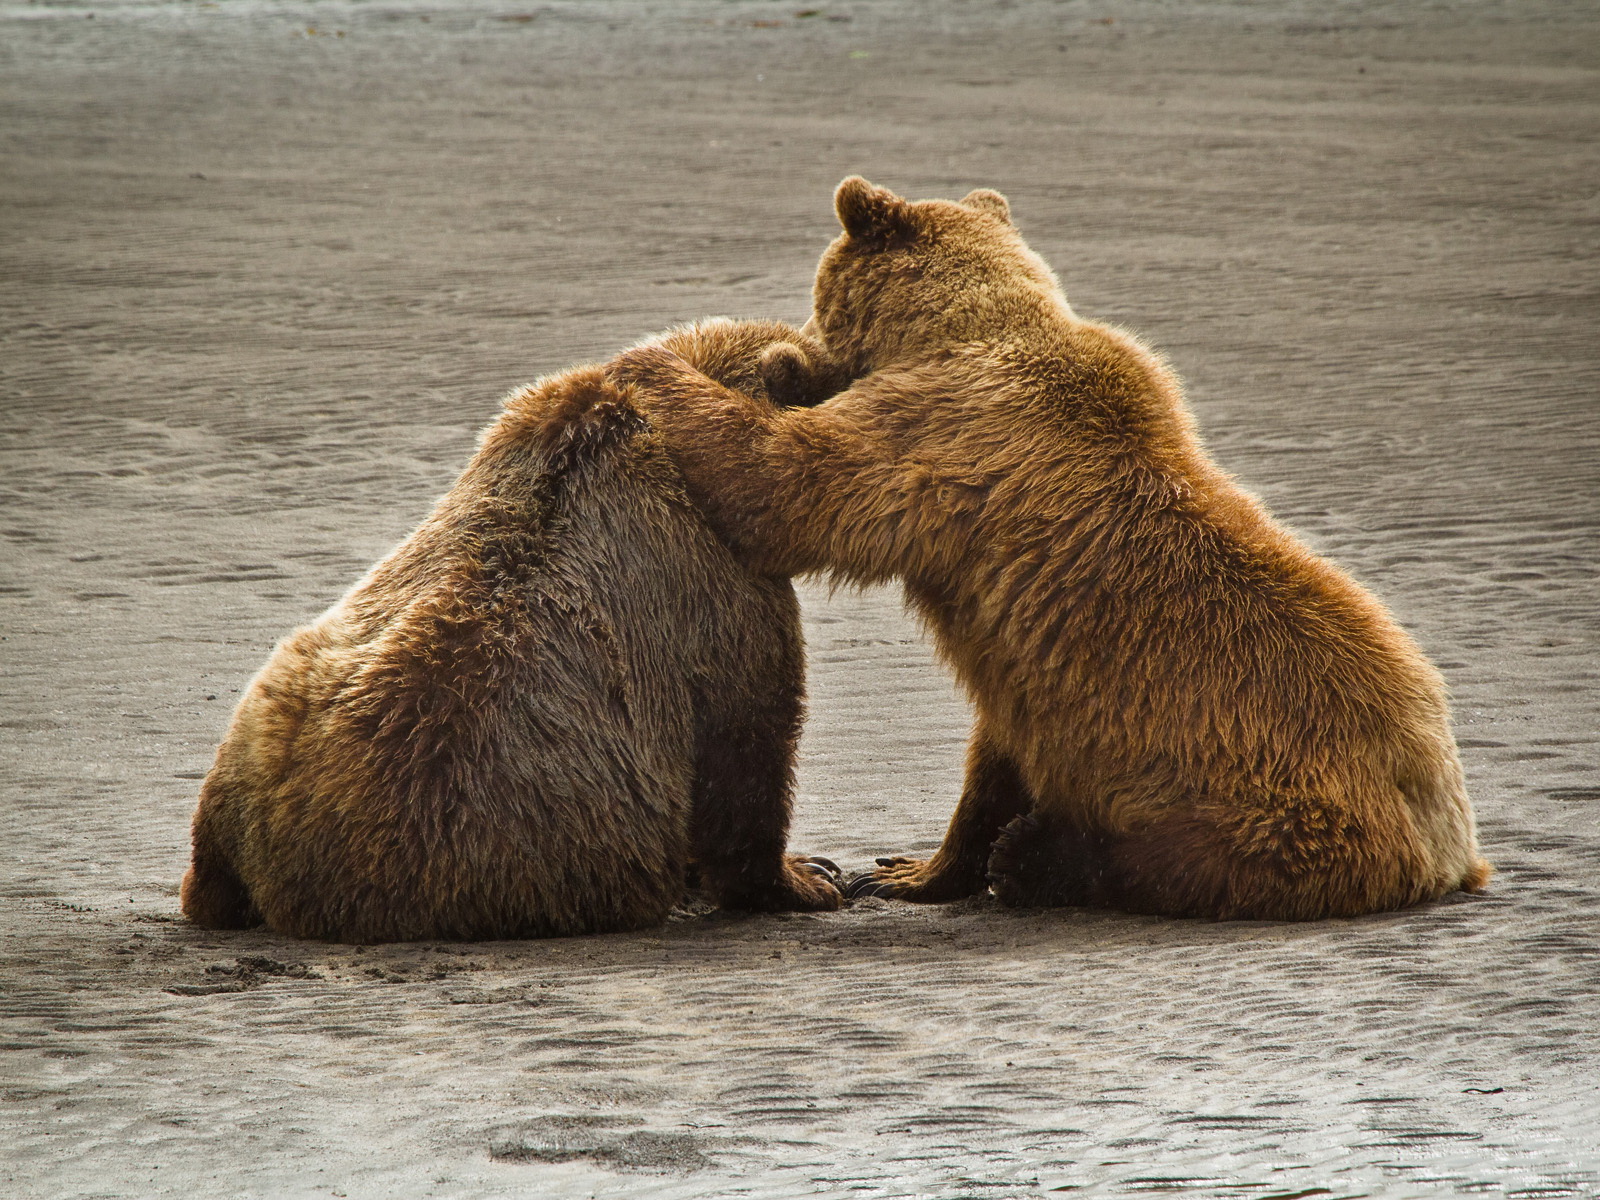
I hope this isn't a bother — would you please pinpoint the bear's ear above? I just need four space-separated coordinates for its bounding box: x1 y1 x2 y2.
834 176 914 245
759 343 822 408
960 188 1012 224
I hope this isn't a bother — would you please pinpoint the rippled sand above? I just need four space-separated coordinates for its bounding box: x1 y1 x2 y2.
3 1 1597 1196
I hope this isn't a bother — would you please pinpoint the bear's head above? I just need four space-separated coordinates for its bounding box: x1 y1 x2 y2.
809 177 1066 374
649 317 849 409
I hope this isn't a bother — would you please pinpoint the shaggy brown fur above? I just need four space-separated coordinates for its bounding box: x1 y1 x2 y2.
181 319 844 942
608 179 1491 921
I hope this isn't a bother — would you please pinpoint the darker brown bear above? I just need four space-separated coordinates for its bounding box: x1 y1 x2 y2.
608 180 1490 921
181 319 843 942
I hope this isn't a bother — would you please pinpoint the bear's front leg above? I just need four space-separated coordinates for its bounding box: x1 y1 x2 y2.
607 345 715 409
847 728 1033 902
685 586 842 915
688 703 843 913
612 339 837 410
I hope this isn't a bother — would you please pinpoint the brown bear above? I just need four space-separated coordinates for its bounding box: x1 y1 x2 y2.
180 318 845 943
607 178 1491 921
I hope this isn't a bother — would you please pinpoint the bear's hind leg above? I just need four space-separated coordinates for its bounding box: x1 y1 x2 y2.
180 841 261 930
987 805 1309 916
989 797 1436 920
985 811 1114 909
848 729 1033 902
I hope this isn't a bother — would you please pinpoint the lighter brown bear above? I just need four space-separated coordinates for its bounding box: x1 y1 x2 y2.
608 179 1491 921
181 319 844 943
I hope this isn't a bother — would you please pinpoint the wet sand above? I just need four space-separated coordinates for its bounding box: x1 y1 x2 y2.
2 1 1598 1196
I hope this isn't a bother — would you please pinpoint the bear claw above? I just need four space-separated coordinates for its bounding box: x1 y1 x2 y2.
799 857 844 890
844 872 897 900
782 854 844 899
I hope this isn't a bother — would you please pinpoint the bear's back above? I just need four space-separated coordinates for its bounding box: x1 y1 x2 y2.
200 368 789 941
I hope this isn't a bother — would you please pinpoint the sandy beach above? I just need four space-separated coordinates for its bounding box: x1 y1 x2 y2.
2 0 1598 1195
